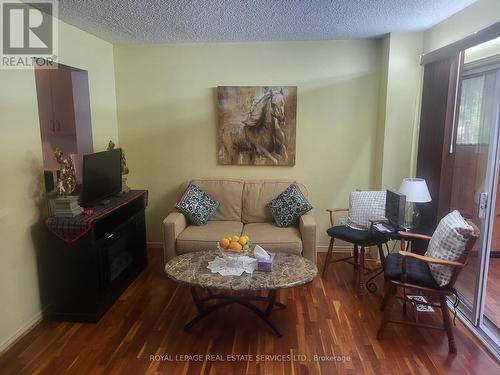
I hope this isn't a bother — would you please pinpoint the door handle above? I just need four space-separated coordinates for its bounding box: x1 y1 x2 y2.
478 192 488 219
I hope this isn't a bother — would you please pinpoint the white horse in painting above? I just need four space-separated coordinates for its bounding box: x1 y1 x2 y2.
220 89 288 165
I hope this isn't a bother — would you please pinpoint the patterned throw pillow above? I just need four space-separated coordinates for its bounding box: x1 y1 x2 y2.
425 210 473 287
347 191 386 230
175 184 219 226
267 183 312 227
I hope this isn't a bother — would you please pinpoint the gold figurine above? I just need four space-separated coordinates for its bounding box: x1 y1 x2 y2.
107 140 129 175
54 148 77 197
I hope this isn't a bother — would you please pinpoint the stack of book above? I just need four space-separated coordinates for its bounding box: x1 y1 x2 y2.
51 196 83 217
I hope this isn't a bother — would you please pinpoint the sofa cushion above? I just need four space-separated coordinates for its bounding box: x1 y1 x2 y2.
242 222 302 255
177 220 243 254
175 184 219 226
179 179 244 221
242 180 308 223
267 183 312 227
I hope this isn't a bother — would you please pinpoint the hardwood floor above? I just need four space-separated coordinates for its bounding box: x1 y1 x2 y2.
0 249 498 374
457 257 500 329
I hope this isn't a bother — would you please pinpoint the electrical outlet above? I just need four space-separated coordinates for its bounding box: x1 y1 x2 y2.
339 217 347 225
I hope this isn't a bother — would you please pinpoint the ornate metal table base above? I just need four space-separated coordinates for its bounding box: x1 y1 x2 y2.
184 287 286 337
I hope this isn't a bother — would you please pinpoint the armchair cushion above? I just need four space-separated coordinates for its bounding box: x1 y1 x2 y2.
327 225 387 245
175 184 219 226
347 191 386 230
267 183 312 227
384 253 441 289
425 210 473 286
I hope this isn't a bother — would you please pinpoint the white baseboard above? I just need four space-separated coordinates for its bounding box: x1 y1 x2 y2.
317 245 352 252
0 309 45 355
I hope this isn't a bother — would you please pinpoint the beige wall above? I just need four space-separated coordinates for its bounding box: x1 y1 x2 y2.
4 0 499 355
0 17 118 350
378 33 424 190
423 0 500 53
114 40 382 248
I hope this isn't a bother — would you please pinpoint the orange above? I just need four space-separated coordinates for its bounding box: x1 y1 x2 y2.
229 241 243 252
219 238 230 249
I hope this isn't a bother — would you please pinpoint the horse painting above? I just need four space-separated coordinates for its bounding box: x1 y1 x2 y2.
218 86 297 166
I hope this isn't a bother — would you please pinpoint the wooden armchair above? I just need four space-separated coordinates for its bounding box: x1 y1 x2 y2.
323 207 389 294
377 219 480 353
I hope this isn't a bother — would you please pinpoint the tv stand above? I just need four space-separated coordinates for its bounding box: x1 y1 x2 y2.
44 190 148 322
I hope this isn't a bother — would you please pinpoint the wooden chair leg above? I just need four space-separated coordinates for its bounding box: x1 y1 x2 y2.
402 288 407 316
377 284 396 339
322 237 335 277
380 281 392 311
377 243 385 267
440 296 457 354
353 245 359 269
357 246 365 294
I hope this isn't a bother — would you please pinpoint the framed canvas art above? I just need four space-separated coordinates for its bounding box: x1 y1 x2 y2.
217 86 297 166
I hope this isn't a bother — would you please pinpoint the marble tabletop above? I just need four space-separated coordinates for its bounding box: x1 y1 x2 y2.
164 250 318 291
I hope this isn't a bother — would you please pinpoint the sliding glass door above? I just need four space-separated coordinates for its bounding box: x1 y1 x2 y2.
451 57 500 353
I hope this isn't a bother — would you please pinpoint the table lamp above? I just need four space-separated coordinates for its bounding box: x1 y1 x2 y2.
398 178 431 229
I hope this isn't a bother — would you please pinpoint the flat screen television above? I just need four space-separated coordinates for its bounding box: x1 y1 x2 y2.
82 149 122 206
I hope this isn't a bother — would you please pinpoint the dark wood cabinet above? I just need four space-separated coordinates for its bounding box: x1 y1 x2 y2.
45 193 147 322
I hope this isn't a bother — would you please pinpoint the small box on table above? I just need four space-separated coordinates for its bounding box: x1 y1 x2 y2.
256 252 275 272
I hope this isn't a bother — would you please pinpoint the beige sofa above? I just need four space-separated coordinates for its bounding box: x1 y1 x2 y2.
162 179 316 265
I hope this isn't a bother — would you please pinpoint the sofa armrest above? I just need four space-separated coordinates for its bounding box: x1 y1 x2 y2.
162 212 187 265
299 214 317 265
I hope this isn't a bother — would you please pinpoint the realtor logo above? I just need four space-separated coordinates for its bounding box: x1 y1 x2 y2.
1 0 58 69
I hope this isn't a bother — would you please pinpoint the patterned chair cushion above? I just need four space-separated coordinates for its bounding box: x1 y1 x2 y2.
175 184 219 226
384 253 441 289
425 210 474 286
327 225 388 245
267 183 312 227
347 191 386 230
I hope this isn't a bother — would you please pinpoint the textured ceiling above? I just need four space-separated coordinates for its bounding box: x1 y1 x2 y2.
55 0 476 44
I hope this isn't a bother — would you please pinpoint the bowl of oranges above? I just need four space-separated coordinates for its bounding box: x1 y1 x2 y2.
218 235 251 257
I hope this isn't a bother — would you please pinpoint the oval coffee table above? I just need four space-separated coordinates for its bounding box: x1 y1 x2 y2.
165 250 318 337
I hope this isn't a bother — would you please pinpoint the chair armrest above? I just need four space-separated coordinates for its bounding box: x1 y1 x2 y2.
326 208 349 213
398 231 432 241
299 214 316 265
399 251 465 268
326 208 348 226
369 217 388 231
162 212 187 265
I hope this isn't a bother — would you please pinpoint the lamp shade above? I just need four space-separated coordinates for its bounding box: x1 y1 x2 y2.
398 178 431 203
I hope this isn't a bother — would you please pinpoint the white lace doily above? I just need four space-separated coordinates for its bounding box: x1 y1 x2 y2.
207 255 257 276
